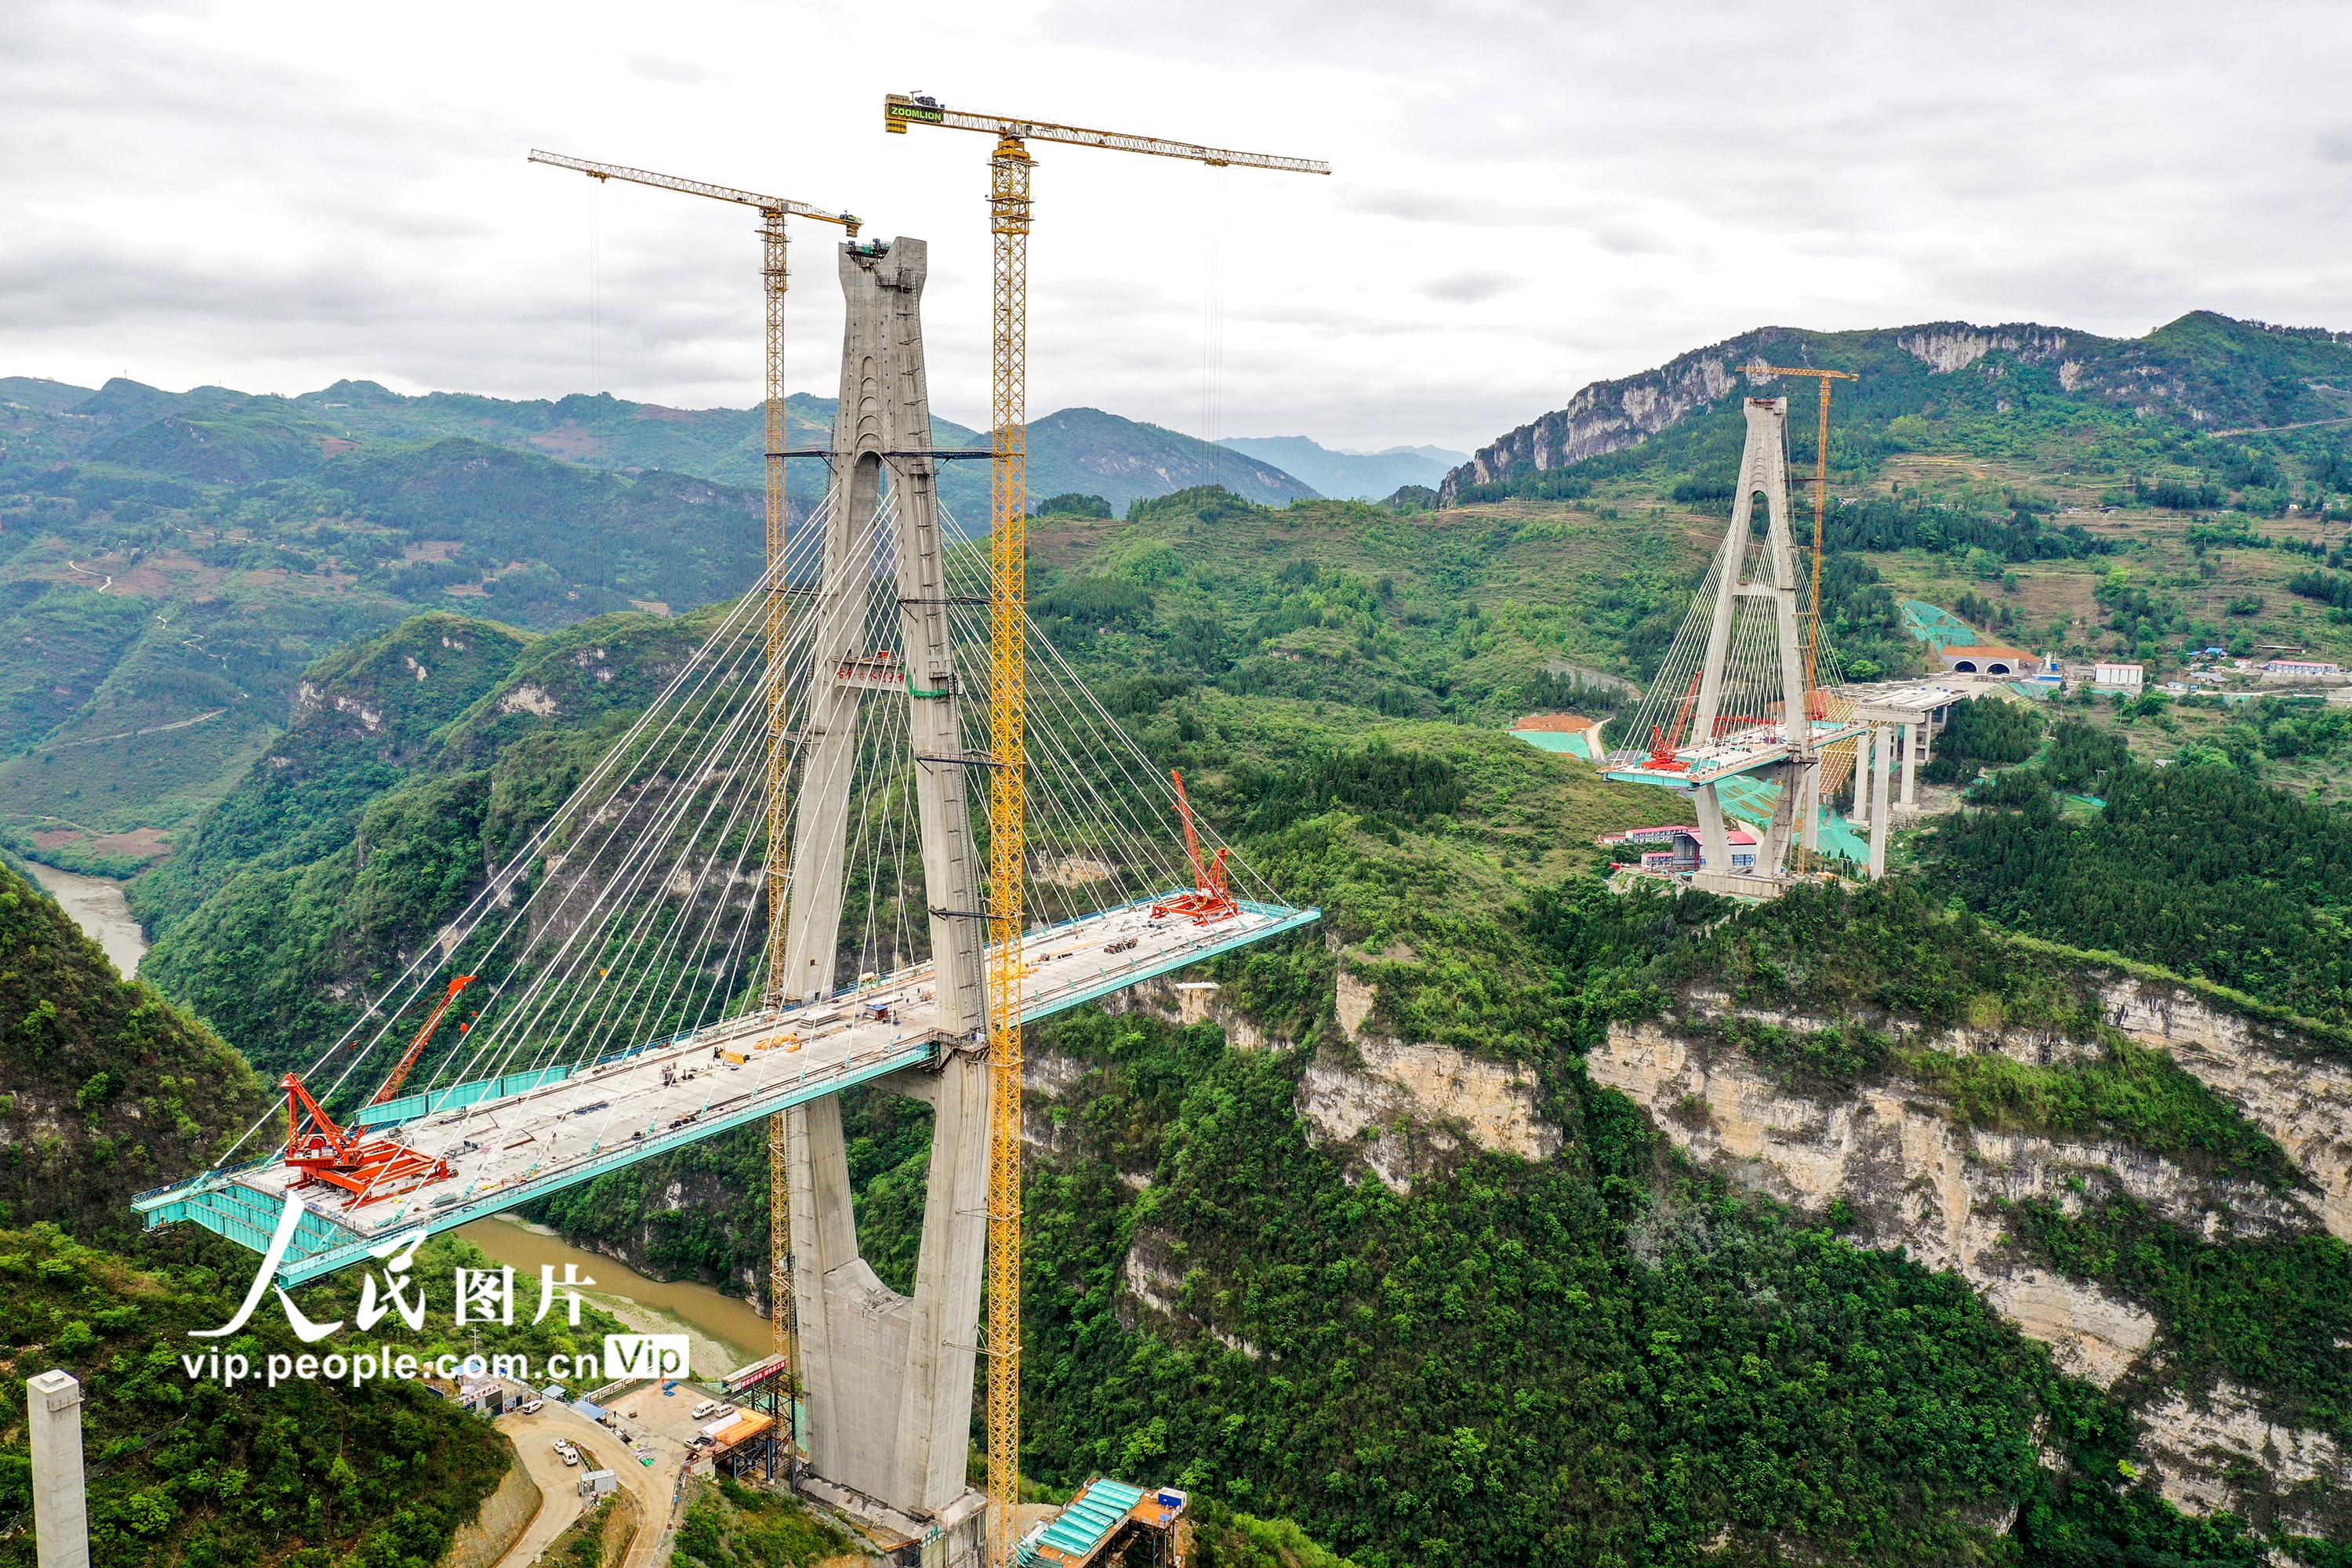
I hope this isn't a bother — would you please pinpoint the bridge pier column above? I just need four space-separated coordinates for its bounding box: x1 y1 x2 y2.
1694 784 1731 871
790 1054 989 1518
1867 724 1894 880
28 1370 88 1568
1900 720 1919 809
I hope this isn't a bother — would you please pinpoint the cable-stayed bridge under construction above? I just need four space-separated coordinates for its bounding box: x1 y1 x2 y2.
135 236 1317 1536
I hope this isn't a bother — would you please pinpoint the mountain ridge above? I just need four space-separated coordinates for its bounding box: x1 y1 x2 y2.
1440 309 2352 506
1216 434 1463 501
2 372 1321 514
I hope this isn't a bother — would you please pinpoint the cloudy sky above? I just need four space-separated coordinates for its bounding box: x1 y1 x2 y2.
4 0 2348 452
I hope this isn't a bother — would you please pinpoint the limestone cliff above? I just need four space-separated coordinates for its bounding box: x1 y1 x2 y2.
1110 960 1563 1192
2096 974 2352 1240
1590 982 2352 1531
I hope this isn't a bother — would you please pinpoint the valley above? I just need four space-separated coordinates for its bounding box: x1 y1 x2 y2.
10 307 2352 1568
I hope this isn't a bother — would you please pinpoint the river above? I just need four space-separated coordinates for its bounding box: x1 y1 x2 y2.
27 862 147 977
458 1215 771 1381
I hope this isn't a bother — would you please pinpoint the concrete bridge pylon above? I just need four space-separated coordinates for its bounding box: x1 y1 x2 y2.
1689 395 1817 879
782 235 992 1522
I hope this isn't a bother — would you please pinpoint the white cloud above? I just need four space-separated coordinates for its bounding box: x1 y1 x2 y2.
2 0 2349 452
1421 270 1526 305
624 52 709 85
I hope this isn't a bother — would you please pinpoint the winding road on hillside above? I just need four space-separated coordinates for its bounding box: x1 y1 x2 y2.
492 1389 699 1568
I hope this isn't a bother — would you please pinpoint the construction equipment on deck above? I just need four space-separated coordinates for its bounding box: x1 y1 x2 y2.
527 148 862 1470
1151 769 1239 924
369 974 476 1105
281 1074 454 1206
881 93 1326 1566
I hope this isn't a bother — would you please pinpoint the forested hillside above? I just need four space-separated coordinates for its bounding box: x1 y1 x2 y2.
0 376 1319 867
52 307 2352 1563
113 464 2352 1563
0 843 629 1568
0 858 261 1238
0 378 776 868
1442 312 2352 511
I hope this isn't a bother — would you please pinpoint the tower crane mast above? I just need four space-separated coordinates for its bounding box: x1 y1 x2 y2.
882 93 1326 1565
528 149 860 1478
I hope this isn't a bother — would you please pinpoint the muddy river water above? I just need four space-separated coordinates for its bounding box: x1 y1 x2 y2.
458 1214 771 1381
27 862 147 976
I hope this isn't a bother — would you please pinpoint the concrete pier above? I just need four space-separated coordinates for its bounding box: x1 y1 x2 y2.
28 1370 89 1568
1867 724 1894 879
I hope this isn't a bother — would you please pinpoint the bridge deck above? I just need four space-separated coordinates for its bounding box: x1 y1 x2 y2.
136 895 1317 1285
1603 717 1871 789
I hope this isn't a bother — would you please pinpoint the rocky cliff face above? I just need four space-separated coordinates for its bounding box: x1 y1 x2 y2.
1589 982 2352 1532
1109 961 1563 1193
1437 339 1751 503
2097 975 2352 1240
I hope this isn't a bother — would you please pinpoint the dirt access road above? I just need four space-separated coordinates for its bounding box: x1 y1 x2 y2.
492 1382 724 1568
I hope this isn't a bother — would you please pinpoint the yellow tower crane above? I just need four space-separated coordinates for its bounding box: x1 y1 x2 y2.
528 148 859 1475
880 93 1327 1564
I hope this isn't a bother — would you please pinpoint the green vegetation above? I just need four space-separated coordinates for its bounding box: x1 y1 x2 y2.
48 333 2352 1563
543 1490 638 1568
1193 1503 1367 1568
2013 1196 2352 1449
1925 720 2352 1025
1908 1040 2295 1187
0 376 1321 856
2288 568 2352 612
1454 313 2352 518
1018 1007 2131 1567
1921 697 2045 785
0 383 773 859
672 1475 855 1567
0 1221 604 1568
1033 492 1115 520
0 858 261 1237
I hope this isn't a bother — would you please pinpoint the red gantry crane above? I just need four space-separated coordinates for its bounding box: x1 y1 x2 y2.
280 974 477 1206
1152 769 1240 923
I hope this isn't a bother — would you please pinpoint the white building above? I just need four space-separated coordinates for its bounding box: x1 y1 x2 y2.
2092 662 2144 689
